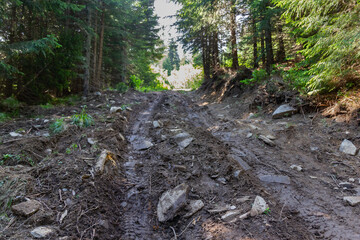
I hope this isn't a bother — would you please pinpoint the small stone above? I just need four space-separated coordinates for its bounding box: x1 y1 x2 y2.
221 210 242 222
157 183 189 222
272 104 297 119
259 175 291 184
121 202 127 208
246 133 253 138
87 138 96 145
266 135 276 140
310 146 319 151
258 135 276 146
173 165 187 171
12 200 42 217
153 121 161 128
110 107 122 114
109 100 116 104
98 219 109 229
44 149 52 155
184 200 204 218
178 138 193 149
94 91 102 96
349 178 355 183
228 154 251 171
9 132 22 137
30 226 55 239
290 165 302 172
339 182 353 189
42 132 50 137
43 119 50 123
250 196 268 216
233 170 241 178
126 107 133 111
174 132 191 139
134 140 153 150
216 177 227 185
339 139 357 155
343 196 360 206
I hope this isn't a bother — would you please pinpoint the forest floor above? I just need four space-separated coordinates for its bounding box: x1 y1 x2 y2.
1 85 360 240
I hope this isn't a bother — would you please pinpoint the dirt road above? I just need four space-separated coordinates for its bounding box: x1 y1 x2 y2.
1 90 360 239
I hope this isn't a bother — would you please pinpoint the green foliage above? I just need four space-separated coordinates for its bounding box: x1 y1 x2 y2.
129 75 144 90
281 68 311 94
1 153 34 166
50 118 66 134
116 82 129 93
40 103 54 109
1 97 21 116
275 0 360 93
0 113 10 123
240 69 268 85
71 107 93 128
66 143 78 154
162 39 180 76
185 72 204 90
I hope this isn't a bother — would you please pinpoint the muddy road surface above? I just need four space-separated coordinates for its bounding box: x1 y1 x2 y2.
1 90 360 239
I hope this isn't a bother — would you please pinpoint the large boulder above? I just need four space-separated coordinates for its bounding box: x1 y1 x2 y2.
157 183 189 222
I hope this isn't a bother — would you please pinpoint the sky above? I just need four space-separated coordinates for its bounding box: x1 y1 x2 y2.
154 0 184 57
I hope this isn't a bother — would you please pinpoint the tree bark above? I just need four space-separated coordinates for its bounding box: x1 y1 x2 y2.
95 4 105 89
252 14 259 68
230 0 239 70
201 31 210 80
83 5 92 97
264 19 274 73
260 29 266 68
92 10 98 89
276 23 286 63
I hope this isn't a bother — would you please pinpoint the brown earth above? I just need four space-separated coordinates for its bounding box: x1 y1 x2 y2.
0 87 359 239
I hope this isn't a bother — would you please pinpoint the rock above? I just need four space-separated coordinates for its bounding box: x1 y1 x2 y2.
134 140 153 150
343 196 360 206
44 149 52 155
94 91 102 96
9 132 22 137
216 177 227 185
250 196 268 216
153 121 161 128
178 138 193 149
221 210 242 222
246 133 253 138
266 135 276 140
173 165 187 171
43 119 49 123
258 135 276 146
259 175 291 184
126 107 133 111
349 178 355 183
184 200 204 218
87 138 96 145
233 170 241 178
12 200 42 217
339 139 357 155
110 107 122 114
30 226 55 239
174 132 190 139
272 104 297 119
310 146 319 151
42 132 50 137
339 182 353 189
290 165 302 172
228 154 251 171
157 183 189 222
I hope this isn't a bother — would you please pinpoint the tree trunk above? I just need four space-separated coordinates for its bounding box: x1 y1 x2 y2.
252 14 259 68
5 4 17 97
212 31 220 71
276 23 286 63
92 10 98 89
83 5 92 97
260 29 266 68
95 4 105 89
230 0 239 70
264 8 274 73
201 32 210 80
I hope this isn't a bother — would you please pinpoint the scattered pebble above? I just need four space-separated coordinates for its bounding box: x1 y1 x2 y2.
30 226 55 239
290 165 303 172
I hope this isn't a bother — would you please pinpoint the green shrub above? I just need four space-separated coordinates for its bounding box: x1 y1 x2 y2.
185 72 204 90
0 113 10 122
129 75 144 90
71 106 93 127
281 68 311 94
116 82 129 93
1 97 22 116
240 69 268 85
40 103 54 109
50 118 66 134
